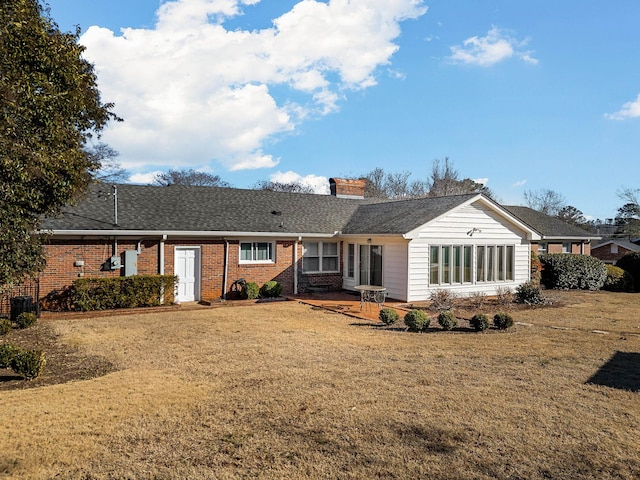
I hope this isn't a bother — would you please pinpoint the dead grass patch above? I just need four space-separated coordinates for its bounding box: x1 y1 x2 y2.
1 291 639 479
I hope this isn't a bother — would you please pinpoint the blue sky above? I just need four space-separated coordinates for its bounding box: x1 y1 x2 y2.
46 0 640 221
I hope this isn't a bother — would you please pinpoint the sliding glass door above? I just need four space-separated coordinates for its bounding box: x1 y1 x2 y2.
359 244 383 286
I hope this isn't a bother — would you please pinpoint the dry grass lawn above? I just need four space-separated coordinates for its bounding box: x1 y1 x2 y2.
1 290 639 479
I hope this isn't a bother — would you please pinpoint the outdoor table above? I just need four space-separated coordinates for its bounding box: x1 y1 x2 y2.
354 285 387 310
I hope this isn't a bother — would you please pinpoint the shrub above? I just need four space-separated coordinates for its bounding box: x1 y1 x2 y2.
70 275 178 311
0 318 11 336
468 291 487 309
470 314 490 332
404 310 430 332
539 254 606 290
0 343 21 369
495 286 514 306
604 265 633 292
616 252 640 292
379 307 399 325
15 312 37 329
429 289 456 312
530 250 543 285
241 281 260 300
11 349 46 380
515 281 545 305
493 312 514 330
260 281 282 298
437 310 457 330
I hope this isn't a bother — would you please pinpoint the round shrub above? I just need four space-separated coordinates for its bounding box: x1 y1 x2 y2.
470 313 490 332
493 312 514 330
404 310 430 332
260 281 282 298
515 281 545 305
539 253 606 290
604 265 633 292
241 281 260 300
11 349 46 380
0 318 12 336
379 307 399 325
437 310 457 331
615 252 640 292
0 343 21 369
15 312 37 329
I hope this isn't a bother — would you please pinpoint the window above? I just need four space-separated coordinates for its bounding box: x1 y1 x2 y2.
538 243 547 253
476 245 515 283
611 244 618 254
562 242 571 253
347 243 355 278
240 241 274 263
303 241 339 273
430 245 473 285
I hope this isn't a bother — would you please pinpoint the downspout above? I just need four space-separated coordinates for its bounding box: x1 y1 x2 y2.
159 234 166 304
294 236 301 295
223 238 229 300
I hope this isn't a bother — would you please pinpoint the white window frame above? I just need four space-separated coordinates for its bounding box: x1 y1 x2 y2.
429 244 473 286
303 241 340 273
476 244 515 283
239 241 275 264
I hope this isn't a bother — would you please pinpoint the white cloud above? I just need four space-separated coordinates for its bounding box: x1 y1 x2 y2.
448 26 537 67
128 171 163 184
269 170 330 194
80 0 427 172
512 179 527 188
473 177 489 186
605 93 640 120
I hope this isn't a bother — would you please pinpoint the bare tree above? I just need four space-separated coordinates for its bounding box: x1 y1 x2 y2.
253 180 315 193
152 169 231 187
523 188 566 216
425 158 494 198
86 143 130 183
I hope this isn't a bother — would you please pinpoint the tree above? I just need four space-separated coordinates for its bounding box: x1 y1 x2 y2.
557 205 588 229
425 158 493 198
152 169 231 187
523 189 566 216
86 143 129 183
253 180 315 193
0 0 119 285
615 203 640 239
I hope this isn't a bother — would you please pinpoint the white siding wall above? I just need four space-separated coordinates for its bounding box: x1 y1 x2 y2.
406 202 531 302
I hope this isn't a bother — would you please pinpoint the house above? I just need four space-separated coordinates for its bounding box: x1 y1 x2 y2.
503 206 600 256
39 179 564 304
591 239 640 264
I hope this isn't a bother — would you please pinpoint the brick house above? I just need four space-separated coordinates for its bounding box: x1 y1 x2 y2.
38 179 596 305
591 239 640 264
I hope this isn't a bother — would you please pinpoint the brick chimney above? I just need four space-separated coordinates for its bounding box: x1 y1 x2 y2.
329 178 366 199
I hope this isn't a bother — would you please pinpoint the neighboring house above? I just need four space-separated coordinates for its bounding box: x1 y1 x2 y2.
40 179 550 304
591 239 640 264
503 206 600 256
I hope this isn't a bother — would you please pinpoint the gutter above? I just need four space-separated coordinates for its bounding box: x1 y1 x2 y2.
43 229 339 238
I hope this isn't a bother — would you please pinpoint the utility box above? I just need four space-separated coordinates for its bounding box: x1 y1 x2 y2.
124 250 138 276
109 255 121 270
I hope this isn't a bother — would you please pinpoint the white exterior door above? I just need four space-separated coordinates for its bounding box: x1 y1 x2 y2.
175 247 200 302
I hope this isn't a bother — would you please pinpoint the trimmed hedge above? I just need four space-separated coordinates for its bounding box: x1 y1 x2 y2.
0 318 11 336
379 307 399 325
616 251 640 292
539 254 606 290
241 281 260 300
604 264 634 292
404 310 430 332
470 314 490 332
515 281 545 305
71 275 178 311
15 312 37 329
260 281 282 298
11 349 46 380
437 310 457 330
0 343 20 368
493 312 514 330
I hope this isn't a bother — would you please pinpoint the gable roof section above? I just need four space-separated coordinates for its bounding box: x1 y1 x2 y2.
593 239 640 251
504 206 600 241
42 184 371 236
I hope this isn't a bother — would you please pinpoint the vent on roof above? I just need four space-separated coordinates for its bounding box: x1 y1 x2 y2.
271 210 282 215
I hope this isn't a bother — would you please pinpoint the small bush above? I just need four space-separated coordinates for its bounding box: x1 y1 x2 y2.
0 343 21 369
379 308 399 325
0 318 12 336
11 349 46 380
493 312 514 330
539 254 606 290
429 289 456 312
241 281 260 300
604 265 633 292
515 281 545 305
470 314 490 332
15 312 37 329
260 281 282 298
469 291 487 309
437 310 457 330
404 310 430 332
616 252 640 292
495 286 514 306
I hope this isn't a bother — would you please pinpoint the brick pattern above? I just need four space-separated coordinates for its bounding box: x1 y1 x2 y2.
591 244 633 264
329 178 365 198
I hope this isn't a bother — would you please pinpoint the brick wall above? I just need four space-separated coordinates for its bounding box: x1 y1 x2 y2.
591 244 633 264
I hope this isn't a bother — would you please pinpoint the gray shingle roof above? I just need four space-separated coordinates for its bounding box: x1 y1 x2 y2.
503 206 599 239
593 239 640 251
41 184 370 235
